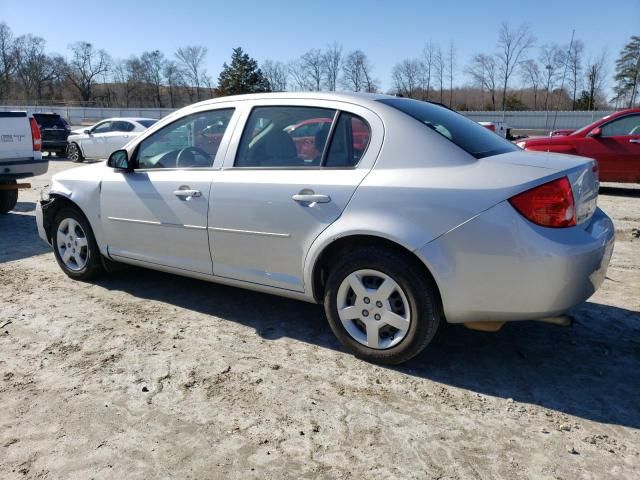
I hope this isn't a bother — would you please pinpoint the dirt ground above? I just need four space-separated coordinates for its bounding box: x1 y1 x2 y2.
1 158 639 479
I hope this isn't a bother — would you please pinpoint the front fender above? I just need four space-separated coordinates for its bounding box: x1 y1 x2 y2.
47 168 106 255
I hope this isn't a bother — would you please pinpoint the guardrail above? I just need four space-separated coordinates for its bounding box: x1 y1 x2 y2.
0 105 614 130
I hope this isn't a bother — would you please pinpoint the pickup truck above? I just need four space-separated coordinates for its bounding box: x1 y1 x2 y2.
0 111 48 213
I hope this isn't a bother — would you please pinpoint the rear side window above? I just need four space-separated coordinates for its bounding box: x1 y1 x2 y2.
137 119 158 128
325 113 371 167
378 98 518 159
112 121 135 132
235 106 336 167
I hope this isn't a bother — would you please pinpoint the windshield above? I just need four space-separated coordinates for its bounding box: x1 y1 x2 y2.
137 119 158 128
34 114 69 129
378 98 519 159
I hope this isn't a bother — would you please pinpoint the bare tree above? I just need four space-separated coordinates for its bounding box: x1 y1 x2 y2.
539 44 563 110
419 42 436 100
392 59 421 98
175 45 208 101
322 42 342 91
585 50 608 110
341 50 377 92
262 60 288 91
13 34 60 101
0 22 16 100
446 41 456 106
496 22 535 110
65 41 110 103
300 49 324 91
163 60 183 107
140 50 166 107
434 46 445 103
521 59 541 109
466 53 498 109
288 59 312 91
112 57 143 107
566 39 584 109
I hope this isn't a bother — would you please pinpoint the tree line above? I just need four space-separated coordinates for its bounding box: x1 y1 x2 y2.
0 21 638 111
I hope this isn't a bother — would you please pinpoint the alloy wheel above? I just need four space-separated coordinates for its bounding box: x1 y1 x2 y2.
56 218 89 271
336 269 411 349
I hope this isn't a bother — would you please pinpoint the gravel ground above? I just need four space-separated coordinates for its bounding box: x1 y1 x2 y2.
1 158 639 479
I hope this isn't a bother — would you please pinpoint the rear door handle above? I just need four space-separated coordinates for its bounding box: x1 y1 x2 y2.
173 189 202 199
292 193 331 204
629 138 640 144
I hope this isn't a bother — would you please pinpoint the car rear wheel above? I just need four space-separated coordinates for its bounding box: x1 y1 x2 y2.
324 247 441 365
52 207 103 280
0 181 18 214
68 143 83 163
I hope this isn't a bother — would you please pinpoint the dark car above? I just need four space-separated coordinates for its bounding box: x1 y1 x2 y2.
33 113 71 156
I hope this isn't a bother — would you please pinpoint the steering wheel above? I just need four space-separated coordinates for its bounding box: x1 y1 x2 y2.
176 146 211 168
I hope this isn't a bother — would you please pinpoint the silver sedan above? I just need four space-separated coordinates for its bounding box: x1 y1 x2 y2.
36 93 614 364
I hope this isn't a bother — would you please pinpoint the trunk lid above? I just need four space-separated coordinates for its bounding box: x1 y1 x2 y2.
486 150 598 225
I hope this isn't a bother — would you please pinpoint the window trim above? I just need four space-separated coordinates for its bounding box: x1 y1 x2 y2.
231 105 371 170
131 107 236 171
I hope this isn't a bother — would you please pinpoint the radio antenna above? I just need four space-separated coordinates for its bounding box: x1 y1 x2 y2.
551 29 575 133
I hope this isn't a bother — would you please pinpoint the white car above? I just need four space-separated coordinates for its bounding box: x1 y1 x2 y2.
67 117 157 162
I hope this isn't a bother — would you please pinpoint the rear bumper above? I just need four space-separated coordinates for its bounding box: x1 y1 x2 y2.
416 202 615 324
0 157 49 179
42 140 68 151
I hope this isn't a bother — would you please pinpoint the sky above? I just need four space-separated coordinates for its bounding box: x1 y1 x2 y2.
1 0 638 93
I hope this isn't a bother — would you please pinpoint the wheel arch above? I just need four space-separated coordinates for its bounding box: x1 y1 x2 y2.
309 233 443 310
42 194 91 243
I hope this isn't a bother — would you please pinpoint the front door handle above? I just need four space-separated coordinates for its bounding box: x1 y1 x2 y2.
173 188 202 199
292 193 331 204
629 138 640 144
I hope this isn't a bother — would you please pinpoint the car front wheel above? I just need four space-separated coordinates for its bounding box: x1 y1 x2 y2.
324 247 442 365
52 207 103 280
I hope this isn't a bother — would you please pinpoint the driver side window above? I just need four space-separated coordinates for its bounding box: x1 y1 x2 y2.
601 114 640 137
136 108 235 169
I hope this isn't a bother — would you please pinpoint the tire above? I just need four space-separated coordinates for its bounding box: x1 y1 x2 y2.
324 247 442 365
68 142 83 163
51 207 103 280
0 182 18 214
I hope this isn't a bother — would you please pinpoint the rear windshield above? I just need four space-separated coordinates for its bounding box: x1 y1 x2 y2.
378 98 518 159
137 119 158 128
33 114 69 129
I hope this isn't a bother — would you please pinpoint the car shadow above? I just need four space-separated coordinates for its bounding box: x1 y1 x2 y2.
600 185 640 198
96 267 640 429
0 204 51 263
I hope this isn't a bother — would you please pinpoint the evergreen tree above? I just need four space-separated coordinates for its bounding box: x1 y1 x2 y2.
612 36 640 108
216 47 270 96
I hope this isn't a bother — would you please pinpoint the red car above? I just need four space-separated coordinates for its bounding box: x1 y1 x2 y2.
517 108 640 183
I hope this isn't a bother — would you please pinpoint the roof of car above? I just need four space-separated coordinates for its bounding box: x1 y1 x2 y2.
188 92 394 110
102 117 157 122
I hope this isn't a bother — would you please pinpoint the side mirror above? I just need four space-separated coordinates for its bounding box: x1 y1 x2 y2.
588 127 602 137
107 149 130 171
83 129 91 135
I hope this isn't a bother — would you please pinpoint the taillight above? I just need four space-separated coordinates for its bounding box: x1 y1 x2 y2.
29 117 42 152
509 177 576 228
